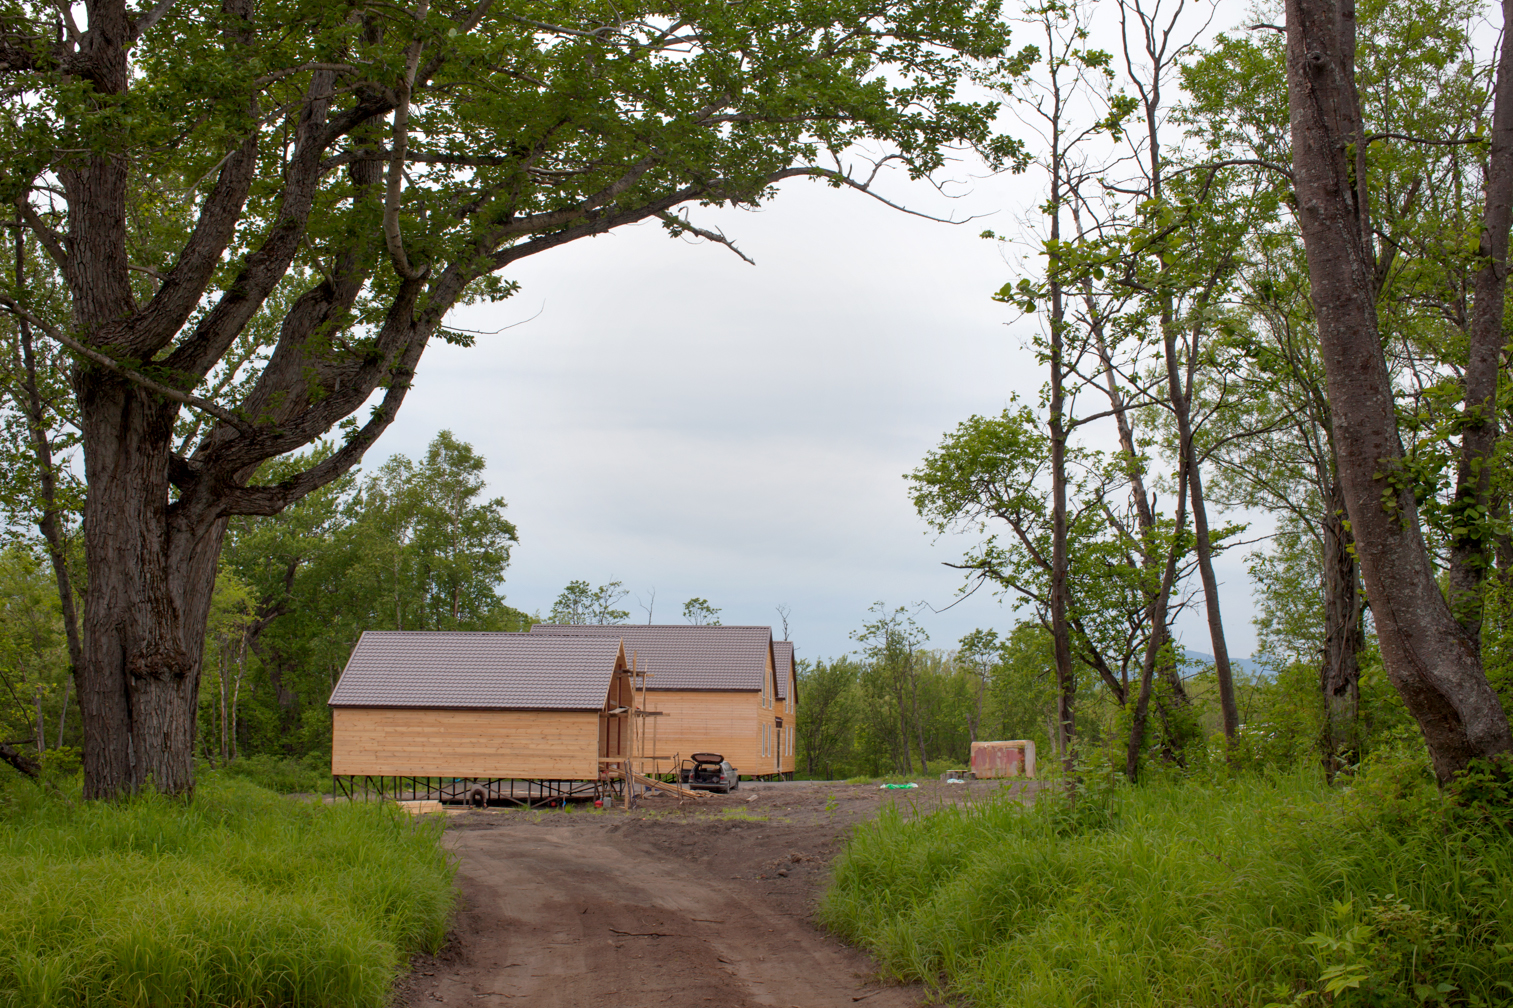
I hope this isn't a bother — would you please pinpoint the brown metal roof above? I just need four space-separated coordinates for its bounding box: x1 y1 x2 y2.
774 640 794 699
328 631 625 710
529 624 774 692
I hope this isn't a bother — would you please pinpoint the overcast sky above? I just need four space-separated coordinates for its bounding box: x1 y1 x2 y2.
367 152 1262 662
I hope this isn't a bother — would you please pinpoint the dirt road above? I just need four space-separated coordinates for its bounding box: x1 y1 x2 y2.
397 779 1028 1008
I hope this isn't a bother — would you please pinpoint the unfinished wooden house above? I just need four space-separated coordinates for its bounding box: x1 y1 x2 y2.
774 639 796 766
529 624 797 777
328 631 637 798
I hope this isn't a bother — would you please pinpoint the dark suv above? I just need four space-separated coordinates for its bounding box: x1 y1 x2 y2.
680 753 740 794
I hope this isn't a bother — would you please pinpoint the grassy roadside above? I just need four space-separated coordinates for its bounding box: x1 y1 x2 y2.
820 759 1513 1007
0 773 455 1008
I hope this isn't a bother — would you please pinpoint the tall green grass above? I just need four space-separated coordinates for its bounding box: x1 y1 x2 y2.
0 773 455 1008
821 762 1513 1006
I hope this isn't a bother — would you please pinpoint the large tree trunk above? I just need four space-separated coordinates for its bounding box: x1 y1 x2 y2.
1449 0 1513 641
75 373 224 798
1287 0 1513 782
1320 479 1364 776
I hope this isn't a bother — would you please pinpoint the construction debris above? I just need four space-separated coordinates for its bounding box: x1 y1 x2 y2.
606 768 709 801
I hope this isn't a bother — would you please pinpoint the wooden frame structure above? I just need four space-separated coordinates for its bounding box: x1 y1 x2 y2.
529 625 798 780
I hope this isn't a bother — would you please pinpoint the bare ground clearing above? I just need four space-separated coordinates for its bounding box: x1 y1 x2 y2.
394 778 1035 1008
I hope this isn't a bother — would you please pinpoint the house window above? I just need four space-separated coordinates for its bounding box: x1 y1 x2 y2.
761 723 769 758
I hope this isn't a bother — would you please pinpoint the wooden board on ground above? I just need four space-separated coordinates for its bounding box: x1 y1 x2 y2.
607 769 708 800
396 800 445 815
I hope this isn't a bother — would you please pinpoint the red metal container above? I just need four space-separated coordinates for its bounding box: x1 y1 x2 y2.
970 740 1037 779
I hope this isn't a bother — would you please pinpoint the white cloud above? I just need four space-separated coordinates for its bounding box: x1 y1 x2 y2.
371 172 1260 660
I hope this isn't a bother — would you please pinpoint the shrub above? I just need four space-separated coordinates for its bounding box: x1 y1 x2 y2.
217 752 332 794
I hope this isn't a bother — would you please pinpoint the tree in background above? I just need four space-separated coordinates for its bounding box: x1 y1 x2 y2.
0 545 71 775
682 599 723 626
549 582 630 625
853 604 932 775
214 431 527 759
796 658 858 779
795 620 1061 779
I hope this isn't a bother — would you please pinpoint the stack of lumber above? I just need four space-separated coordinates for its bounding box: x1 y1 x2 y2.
608 769 708 800
395 799 445 815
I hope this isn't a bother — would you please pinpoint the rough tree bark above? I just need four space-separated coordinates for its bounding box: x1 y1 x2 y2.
1287 0 1513 782
0 742 40 779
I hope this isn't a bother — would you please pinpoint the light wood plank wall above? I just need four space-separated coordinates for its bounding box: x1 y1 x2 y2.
332 707 599 777
647 689 795 775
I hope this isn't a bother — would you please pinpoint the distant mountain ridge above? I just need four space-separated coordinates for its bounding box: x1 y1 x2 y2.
1182 649 1263 678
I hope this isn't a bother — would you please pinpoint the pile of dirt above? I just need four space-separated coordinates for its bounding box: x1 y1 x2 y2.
395 778 1033 1007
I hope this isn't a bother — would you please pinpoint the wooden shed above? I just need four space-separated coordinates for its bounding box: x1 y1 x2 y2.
328 631 633 780
529 624 797 778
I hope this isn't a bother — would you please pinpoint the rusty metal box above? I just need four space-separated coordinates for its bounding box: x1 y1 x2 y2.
970 740 1037 779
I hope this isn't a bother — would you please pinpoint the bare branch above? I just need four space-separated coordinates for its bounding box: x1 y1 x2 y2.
15 200 69 271
812 166 990 224
1364 132 1485 147
657 212 755 265
132 0 180 38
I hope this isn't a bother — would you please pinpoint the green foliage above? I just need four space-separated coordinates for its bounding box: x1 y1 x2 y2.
548 580 629 624
0 774 454 1008
209 430 526 765
821 766 1513 1007
219 753 333 795
796 656 860 778
797 619 1060 779
0 544 73 753
681 598 722 626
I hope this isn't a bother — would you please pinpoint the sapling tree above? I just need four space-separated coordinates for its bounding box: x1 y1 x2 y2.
0 0 1022 796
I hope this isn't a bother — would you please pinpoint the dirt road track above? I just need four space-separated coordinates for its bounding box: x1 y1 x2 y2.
397 780 1026 1008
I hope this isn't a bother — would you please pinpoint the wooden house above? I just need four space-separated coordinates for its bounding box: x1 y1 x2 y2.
529 624 797 777
774 640 796 770
328 631 635 780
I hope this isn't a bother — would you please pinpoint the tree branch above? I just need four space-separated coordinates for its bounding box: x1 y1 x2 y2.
657 212 755 264
0 295 256 435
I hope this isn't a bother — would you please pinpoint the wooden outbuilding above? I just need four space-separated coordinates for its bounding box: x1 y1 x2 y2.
529 624 797 778
328 631 635 781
